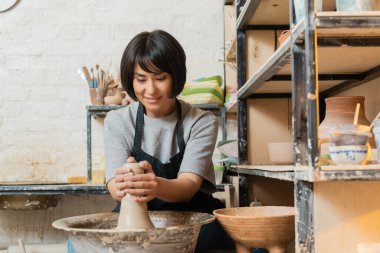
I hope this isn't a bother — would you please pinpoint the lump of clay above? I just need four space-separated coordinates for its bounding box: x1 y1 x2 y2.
116 163 154 229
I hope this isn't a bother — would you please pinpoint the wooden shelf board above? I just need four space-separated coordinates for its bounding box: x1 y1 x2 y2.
318 27 380 37
254 80 342 94
293 164 380 182
318 47 380 73
234 165 295 181
316 11 380 36
237 0 289 28
321 164 380 171
317 11 380 18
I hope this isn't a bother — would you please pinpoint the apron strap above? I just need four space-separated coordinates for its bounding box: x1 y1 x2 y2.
133 99 185 153
175 99 186 153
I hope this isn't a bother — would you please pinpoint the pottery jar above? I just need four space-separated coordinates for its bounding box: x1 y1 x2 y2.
320 96 370 138
319 96 371 156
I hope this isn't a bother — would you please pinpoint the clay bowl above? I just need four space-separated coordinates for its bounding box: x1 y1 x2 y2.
213 206 295 253
52 211 214 253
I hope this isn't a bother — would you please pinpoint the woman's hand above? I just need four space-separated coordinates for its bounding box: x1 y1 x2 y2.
107 157 137 202
123 160 159 203
108 157 158 203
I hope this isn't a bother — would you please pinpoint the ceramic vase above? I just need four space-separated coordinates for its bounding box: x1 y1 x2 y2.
319 96 372 156
320 96 370 138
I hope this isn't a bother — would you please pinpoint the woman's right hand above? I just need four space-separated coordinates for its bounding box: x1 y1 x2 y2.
107 157 137 202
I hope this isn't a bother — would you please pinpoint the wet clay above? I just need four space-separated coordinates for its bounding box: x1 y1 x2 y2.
116 163 154 229
52 211 215 253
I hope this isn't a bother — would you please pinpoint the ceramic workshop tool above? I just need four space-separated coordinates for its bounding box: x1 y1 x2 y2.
81 66 91 87
353 103 360 126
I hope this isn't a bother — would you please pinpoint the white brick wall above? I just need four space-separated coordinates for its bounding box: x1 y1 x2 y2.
0 0 224 247
0 0 224 182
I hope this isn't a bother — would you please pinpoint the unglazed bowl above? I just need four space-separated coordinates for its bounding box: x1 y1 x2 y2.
213 206 295 253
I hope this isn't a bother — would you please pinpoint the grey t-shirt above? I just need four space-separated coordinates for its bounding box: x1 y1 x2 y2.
104 100 218 194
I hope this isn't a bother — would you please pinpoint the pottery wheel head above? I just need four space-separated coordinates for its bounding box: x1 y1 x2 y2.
123 163 144 175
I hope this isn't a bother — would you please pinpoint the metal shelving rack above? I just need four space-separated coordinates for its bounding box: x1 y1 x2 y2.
233 0 380 252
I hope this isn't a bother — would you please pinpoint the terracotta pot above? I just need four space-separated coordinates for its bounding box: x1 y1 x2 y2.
320 96 374 157
213 206 295 253
320 96 370 139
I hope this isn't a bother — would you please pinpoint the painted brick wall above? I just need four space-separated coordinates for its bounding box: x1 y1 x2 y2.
0 0 224 182
0 0 224 247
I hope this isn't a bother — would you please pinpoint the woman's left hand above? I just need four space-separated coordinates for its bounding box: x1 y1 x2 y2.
124 160 158 203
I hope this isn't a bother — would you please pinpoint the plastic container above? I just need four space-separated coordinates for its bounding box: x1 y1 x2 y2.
329 124 372 147
336 0 379 11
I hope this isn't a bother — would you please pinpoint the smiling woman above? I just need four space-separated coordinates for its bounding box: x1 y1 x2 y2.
102 30 235 253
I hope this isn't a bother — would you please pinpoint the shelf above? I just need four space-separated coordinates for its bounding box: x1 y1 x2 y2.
237 0 289 29
86 105 127 117
0 184 109 196
292 164 380 182
237 23 303 98
316 11 380 37
232 165 295 181
237 19 380 98
228 165 380 182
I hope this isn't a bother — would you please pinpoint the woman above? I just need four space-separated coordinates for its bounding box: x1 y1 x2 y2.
104 30 234 252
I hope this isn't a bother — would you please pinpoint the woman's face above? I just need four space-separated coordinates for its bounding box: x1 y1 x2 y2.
133 64 176 118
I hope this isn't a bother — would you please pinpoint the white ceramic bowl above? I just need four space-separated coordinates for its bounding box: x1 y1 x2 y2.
329 145 368 165
267 142 293 165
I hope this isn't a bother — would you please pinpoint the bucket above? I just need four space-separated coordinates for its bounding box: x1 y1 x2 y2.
336 0 379 11
294 0 322 23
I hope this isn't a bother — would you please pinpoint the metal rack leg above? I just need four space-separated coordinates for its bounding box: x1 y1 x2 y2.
87 111 92 184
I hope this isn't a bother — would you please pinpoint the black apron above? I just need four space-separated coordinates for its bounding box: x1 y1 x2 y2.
113 99 223 213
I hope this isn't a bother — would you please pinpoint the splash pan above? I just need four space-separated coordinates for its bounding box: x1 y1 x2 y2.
52 211 214 253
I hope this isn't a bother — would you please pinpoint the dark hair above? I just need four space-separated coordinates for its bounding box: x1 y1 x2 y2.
120 30 187 100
